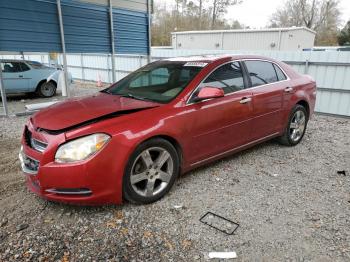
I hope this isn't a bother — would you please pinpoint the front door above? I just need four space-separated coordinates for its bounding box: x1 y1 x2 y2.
186 61 253 164
1 61 29 93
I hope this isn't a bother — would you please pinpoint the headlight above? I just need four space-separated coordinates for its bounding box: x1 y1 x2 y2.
55 133 110 163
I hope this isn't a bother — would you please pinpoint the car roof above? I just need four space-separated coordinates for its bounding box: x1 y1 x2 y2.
0 59 39 63
163 54 278 64
1 59 25 62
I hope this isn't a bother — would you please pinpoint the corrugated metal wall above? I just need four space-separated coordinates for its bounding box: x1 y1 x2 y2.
0 0 149 54
113 8 149 54
0 0 61 52
61 0 110 53
171 28 315 51
79 0 148 12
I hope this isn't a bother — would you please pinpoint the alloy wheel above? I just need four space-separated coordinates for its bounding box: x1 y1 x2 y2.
130 147 174 197
289 110 306 142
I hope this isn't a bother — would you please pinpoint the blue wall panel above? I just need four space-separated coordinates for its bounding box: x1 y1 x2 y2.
61 0 111 53
113 8 149 54
0 0 61 52
0 0 149 54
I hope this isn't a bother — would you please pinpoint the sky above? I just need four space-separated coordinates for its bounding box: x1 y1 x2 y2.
158 0 350 29
227 0 350 28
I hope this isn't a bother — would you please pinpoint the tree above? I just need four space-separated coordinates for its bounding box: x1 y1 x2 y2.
211 0 241 29
151 0 244 46
338 21 350 46
270 0 341 45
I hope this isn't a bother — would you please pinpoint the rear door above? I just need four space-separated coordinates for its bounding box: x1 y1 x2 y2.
186 61 254 163
1 61 29 92
243 60 287 140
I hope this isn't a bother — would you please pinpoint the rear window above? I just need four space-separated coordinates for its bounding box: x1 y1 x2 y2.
245 60 278 87
130 67 170 88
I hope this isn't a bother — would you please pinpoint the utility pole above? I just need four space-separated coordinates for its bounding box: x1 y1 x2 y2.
57 0 70 97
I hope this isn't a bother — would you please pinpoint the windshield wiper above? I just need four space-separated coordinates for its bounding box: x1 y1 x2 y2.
119 93 149 101
101 89 111 94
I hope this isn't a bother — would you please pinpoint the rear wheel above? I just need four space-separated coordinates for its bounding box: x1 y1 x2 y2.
278 104 308 146
37 81 56 97
123 138 180 204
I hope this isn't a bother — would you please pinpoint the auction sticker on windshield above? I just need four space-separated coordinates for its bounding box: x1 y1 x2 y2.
184 62 208 67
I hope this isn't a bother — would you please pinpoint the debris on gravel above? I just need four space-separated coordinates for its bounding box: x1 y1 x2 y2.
0 218 8 227
337 170 347 176
0 86 350 261
15 224 29 232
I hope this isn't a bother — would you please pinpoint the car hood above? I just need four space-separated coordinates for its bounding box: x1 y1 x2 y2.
31 92 161 132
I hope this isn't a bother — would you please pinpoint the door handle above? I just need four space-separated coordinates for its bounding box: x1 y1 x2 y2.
239 97 252 104
285 87 293 93
18 75 23 78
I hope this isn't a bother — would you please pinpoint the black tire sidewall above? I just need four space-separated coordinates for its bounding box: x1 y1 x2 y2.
285 105 308 146
38 82 56 97
122 138 180 204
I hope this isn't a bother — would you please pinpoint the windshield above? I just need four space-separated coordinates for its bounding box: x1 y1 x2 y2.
26 61 50 69
104 61 203 103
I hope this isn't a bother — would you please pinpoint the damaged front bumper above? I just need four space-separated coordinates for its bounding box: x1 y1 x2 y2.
19 123 125 205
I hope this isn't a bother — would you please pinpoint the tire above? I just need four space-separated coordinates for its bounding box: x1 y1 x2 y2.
36 81 56 98
123 138 180 204
278 104 308 146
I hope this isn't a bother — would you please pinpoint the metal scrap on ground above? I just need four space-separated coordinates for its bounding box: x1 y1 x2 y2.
337 170 347 176
24 101 58 111
200 211 239 235
208 251 237 259
15 101 59 117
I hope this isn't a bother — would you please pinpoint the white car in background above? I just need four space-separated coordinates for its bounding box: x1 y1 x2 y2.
0 59 72 97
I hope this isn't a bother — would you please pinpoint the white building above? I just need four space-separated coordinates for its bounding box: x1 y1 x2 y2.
171 27 316 51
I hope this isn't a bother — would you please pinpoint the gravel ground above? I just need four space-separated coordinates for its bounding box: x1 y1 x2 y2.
0 86 350 261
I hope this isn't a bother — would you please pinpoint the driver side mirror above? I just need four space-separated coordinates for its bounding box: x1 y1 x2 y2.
193 86 224 102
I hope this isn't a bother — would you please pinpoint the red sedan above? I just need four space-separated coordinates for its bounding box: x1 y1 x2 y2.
19 55 316 205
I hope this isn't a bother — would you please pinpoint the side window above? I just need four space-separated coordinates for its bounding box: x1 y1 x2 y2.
130 67 170 88
20 63 30 72
273 64 287 81
27 61 47 69
245 61 278 87
202 62 245 94
1 62 22 73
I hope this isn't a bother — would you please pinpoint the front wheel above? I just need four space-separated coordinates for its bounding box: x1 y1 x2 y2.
37 81 56 98
123 138 180 204
278 104 308 146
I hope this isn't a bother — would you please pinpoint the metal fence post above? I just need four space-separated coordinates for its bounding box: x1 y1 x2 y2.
147 0 152 63
57 0 70 97
0 64 9 117
81 53 85 84
107 54 111 83
139 55 142 68
304 59 309 74
109 0 116 83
